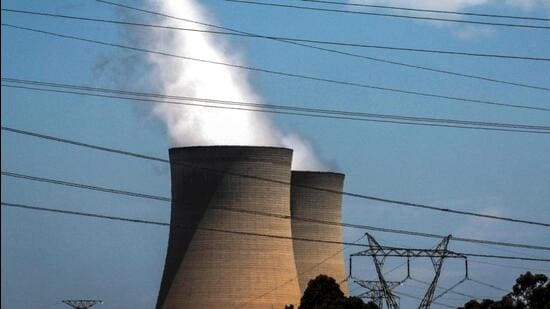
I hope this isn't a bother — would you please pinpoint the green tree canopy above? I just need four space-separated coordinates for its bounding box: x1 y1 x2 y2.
461 272 550 309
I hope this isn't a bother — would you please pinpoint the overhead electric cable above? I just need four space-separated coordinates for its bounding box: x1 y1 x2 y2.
6 84 550 134
3 23 546 113
1 142 550 236
92 1 550 91
298 0 550 22
212 206 550 250
3 128 550 252
393 290 455 308
4 79 550 132
410 278 478 301
2 201 549 262
224 0 550 30
2 127 550 228
468 278 510 293
0 201 360 246
469 260 550 273
4 8 550 64
1 171 171 202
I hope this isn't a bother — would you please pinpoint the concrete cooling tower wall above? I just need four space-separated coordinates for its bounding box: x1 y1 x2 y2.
157 146 302 309
290 171 347 294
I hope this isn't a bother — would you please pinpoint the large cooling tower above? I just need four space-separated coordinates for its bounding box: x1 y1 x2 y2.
157 146 302 309
290 171 348 294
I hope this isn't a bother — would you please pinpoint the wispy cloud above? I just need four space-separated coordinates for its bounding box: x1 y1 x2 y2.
350 0 489 12
452 25 496 40
350 0 550 38
350 0 550 12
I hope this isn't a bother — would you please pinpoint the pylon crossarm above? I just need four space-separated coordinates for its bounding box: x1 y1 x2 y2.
351 248 465 259
355 280 402 291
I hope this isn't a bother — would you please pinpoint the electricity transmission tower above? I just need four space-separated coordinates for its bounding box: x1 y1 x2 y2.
62 300 103 309
349 233 468 309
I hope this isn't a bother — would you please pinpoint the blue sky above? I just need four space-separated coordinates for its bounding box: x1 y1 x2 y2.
2 0 549 308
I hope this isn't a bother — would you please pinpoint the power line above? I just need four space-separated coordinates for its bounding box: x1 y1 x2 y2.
4 166 550 248
3 79 550 133
409 278 478 301
2 154 550 251
213 206 550 251
469 278 510 294
297 0 550 22
93 0 550 92
2 201 549 262
4 8 550 64
0 200 361 247
393 290 455 308
1 8 550 68
2 126 550 228
224 0 550 30
3 24 547 113
469 260 550 273
1 171 170 202
5 85 549 135
3 127 549 253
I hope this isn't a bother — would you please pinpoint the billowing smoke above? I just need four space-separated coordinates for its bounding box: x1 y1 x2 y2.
139 0 324 170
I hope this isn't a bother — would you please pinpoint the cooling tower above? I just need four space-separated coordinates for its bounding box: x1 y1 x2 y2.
290 171 348 294
157 146 302 309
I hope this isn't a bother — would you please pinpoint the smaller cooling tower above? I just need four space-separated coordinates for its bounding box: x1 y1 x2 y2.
290 171 348 294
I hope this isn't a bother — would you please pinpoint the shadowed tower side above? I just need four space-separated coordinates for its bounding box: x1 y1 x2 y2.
290 171 348 294
157 146 301 309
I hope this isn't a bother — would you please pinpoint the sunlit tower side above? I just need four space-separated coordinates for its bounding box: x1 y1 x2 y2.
290 171 348 294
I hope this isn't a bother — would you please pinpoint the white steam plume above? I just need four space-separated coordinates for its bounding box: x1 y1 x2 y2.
141 0 324 170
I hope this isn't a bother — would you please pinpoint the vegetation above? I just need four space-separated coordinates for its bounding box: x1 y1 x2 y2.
297 275 379 309
289 271 550 309
460 272 550 309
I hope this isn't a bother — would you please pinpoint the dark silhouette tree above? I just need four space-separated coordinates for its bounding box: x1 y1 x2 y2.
344 296 379 309
299 274 345 309
298 275 379 309
460 272 550 309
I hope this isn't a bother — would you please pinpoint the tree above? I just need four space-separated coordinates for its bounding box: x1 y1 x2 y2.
298 275 379 309
344 297 379 309
460 272 550 309
509 272 550 308
299 275 345 309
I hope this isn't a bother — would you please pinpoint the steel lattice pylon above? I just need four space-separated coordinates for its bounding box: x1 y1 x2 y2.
62 300 103 309
418 236 451 309
349 233 468 309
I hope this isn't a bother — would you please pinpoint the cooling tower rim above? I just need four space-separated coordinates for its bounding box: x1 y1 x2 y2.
169 145 293 153
292 170 344 177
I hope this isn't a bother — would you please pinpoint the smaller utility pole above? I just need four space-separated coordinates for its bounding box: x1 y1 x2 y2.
62 300 103 309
